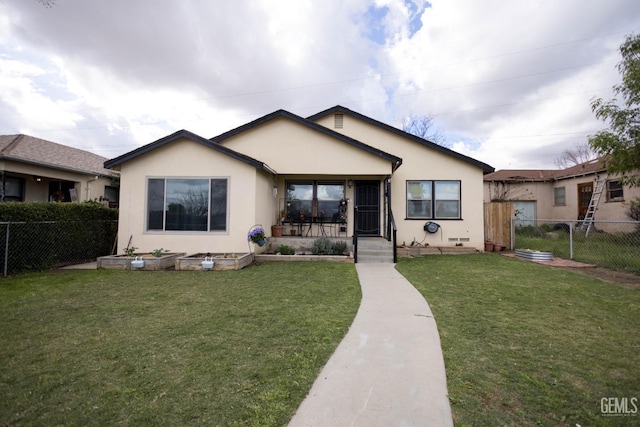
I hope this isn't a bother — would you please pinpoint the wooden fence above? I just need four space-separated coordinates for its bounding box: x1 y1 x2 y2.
484 202 514 249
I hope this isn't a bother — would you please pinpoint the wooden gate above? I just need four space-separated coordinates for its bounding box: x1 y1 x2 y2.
484 202 514 248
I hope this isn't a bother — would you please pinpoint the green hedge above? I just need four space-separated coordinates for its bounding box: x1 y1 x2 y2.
0 201 117 222
0 202 118 276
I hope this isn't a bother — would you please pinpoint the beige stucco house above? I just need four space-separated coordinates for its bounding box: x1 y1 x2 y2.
483 157 640 231
0 134 118 205
105 106 494 257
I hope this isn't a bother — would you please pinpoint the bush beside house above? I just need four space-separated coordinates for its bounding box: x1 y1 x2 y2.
0 202 118 276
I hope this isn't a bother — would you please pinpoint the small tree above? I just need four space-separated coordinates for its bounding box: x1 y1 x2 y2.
401 114 449 147
554 143 597 168
589 33 640 187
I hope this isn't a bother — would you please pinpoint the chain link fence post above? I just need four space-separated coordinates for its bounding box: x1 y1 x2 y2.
513 219 640 275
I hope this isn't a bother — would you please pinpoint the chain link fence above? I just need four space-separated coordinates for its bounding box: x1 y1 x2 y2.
512 219 640 276
0 221 118 277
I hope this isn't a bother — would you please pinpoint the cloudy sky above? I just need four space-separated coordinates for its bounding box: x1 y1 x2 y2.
1 0 639 170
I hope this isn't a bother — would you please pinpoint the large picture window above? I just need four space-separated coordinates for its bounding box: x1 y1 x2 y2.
406 180 461 219
147 178 228 232
286 180 345 222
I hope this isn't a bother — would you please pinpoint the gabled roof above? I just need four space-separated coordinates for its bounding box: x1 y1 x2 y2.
210 109 403 170
104 129 276 175
484 157 608 182
483 169 558 182
0 134 114 176
556 157 607 179
307 105 495 173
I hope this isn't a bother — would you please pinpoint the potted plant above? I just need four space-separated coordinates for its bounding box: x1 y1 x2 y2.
271 211 284 237
248 226 267 246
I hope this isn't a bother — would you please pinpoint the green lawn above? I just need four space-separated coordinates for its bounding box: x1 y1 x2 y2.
3 258 638 426
0 263 361 426
396 254 640 427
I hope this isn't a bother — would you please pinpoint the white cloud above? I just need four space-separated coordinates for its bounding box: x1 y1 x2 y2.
0 0 638 169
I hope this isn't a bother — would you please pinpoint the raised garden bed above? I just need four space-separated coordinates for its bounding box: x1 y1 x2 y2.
515 249 553 262
97 253 186 271
255 254 353 263
175 253 254 271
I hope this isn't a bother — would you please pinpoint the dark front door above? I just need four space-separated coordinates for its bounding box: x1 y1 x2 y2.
355 180 380 236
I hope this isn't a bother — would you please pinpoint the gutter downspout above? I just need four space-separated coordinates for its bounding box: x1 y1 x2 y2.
85 175 100 202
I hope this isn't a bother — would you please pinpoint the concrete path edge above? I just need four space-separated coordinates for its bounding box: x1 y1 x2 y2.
288 263 453 427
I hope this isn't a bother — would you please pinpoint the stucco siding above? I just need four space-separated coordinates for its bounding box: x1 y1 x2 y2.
484 173 640 231
219 118 392 175
316 113 487 250
2 158 113 202
116 138 260 255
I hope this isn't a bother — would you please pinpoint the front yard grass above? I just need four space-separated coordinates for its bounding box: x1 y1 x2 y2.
0 263 361 426
396 254 640 427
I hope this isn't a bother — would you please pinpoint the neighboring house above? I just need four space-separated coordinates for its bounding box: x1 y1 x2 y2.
483 157 640 230
0 134 119 206
104 105 494 256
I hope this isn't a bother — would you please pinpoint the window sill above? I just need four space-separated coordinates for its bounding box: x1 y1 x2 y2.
405 217 463 221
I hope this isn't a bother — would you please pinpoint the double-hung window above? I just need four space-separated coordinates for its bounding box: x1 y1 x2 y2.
606 180 624 201
554 187 566 206
407 180 461 219
147 178 228 232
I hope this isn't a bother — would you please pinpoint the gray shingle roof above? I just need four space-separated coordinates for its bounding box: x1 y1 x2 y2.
0 134 115 176
484 158 608 182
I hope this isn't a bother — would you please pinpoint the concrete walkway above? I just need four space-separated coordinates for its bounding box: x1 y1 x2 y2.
288 263 453 427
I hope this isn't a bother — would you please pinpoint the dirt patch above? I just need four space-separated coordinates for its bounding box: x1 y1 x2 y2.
502 252 639 288
561 266 640 289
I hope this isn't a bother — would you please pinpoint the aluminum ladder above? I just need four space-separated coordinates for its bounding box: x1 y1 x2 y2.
580 174 607 237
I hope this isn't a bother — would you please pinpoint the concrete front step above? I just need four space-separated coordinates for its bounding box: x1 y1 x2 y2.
357 238 394 263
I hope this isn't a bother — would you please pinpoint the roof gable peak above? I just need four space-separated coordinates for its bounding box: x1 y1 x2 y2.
307 105 494 173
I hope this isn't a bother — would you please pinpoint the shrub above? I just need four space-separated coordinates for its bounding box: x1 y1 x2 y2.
515 225 537 237
311 238 347 255
0 202 118 275
332 240 348 255
276 245 295 255
312 237 334 255
627 197 640 222
0 201 117 222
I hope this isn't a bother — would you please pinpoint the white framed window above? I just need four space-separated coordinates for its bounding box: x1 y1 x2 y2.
407 180 461 219
554 187 566 206
146 178 228 232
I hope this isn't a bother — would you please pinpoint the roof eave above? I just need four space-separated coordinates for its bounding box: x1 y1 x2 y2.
1 154 115 177
308 105 495 173
210 109 403 167
104 129 275 175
